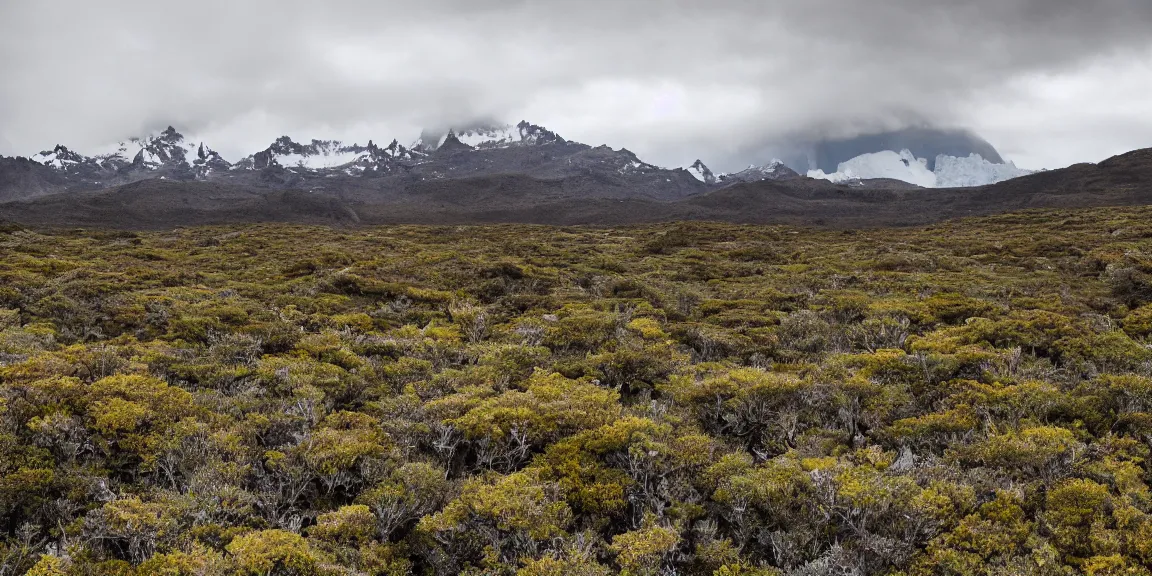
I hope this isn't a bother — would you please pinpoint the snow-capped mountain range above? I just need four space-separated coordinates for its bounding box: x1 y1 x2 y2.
0 121 701 202
29 126 230 180
21 121 588 177
4 120 1035 205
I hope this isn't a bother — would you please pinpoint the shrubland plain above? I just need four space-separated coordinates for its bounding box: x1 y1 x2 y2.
3 207 1152 575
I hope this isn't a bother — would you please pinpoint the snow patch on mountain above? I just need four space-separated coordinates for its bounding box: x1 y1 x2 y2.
30 145 88 170
933 154 1033 188
687 160 716 184
455 125 521 149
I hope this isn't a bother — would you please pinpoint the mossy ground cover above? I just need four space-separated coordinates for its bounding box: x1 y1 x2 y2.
2 206 1152 575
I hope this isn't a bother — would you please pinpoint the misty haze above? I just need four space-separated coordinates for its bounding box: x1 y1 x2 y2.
2 2 1152 575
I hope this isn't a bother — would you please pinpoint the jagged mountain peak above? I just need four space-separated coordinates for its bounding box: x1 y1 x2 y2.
418 120 568 151
123 127 229 174
515 120 565 146
268 135 301 155
240 136 367 171
687 160 717 185
31 145 88 169
265 136 359 156
234 133 432 175
153 125 184 145
348 138 428 176
435 129 473 154
374 139 424 161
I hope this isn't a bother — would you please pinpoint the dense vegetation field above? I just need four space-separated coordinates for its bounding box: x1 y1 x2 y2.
3 207 1152 576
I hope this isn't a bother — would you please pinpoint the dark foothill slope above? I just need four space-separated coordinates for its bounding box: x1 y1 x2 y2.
0 156 74 201
0 180 363 228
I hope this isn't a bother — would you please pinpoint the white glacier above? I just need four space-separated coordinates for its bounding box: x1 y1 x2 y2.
808 149 1033 188
933 154 1033 188
809 150 937 187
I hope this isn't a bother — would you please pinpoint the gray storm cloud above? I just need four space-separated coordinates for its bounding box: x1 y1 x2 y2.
1 0 1151 171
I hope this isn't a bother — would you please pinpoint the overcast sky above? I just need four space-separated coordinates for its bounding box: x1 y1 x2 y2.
2 0 1151 171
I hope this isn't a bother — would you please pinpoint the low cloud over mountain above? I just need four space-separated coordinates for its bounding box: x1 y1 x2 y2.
2 0 1151 172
